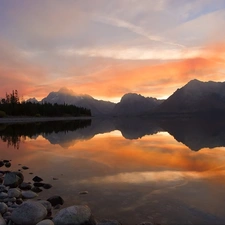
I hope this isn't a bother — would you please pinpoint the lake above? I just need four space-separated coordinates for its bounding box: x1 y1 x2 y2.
1 117 225 225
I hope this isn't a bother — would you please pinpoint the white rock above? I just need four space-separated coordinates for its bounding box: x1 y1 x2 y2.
36 219 54 225
53 205 96 225
11 201 47 225
22 190 38 199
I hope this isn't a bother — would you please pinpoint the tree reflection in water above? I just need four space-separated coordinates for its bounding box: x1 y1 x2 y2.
0 120 91 149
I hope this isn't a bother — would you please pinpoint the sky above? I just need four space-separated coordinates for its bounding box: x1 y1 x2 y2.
0 0 225 102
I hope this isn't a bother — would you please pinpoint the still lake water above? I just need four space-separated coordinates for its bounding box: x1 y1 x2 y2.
1 117 225 225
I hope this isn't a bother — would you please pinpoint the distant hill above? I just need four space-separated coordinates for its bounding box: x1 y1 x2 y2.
155 79 225 114
41 88 115 116
113 93 163 116
26 98 39 103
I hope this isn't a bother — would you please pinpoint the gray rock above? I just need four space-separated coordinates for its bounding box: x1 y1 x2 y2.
97 220 121 225
53 205 96 225
21 190 38 199
36 219 54 225
38 200 52 212
0 185 7 192
11 201 47 225
5 197 16 203
19 182 32 190
0 202 8 214
0 193 8 199
0 214 6 225
47 196 64 207
8 188 21 198
3 173 20 188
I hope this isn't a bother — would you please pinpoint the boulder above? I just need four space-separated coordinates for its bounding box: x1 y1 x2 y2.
11 201 47 225
53 205 96 225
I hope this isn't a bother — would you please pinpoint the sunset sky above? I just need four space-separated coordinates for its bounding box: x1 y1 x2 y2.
1 0 225 102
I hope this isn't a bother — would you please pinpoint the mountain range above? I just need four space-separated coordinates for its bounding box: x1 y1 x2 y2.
27 79 225 116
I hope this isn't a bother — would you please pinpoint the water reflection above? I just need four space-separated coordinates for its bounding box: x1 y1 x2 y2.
0 120 91 149
1 118 225 224
1 117 225 151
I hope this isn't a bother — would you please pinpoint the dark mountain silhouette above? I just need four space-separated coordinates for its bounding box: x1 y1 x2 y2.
155 79 225 114
113 93 163 116
41 88 115 116
26 98 39 103
30 79 225 116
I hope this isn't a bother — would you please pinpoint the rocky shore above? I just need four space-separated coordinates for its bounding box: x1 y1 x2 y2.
0 160 154 225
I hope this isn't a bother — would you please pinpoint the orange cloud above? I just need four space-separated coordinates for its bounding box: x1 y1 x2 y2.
0 41 225 102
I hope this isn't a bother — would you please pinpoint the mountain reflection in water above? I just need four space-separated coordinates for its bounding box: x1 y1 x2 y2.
1 117 225 151
1 118 225 224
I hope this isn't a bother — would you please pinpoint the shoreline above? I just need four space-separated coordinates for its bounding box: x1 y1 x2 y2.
0 116 92 124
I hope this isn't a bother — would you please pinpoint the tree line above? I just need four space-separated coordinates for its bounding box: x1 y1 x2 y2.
0 90 91 117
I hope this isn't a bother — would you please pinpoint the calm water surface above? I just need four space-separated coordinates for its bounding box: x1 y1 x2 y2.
1 117 225 225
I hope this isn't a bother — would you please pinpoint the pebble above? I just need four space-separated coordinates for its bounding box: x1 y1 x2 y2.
31 187 43 193
43 184 52 189
33 176 43 182
79 191 89 195
22 166 29 170
19 182 32 190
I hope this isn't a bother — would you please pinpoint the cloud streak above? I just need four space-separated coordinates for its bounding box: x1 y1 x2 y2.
94 15 185 48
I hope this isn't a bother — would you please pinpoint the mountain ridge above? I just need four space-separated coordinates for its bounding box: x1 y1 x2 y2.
28 79 225 116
